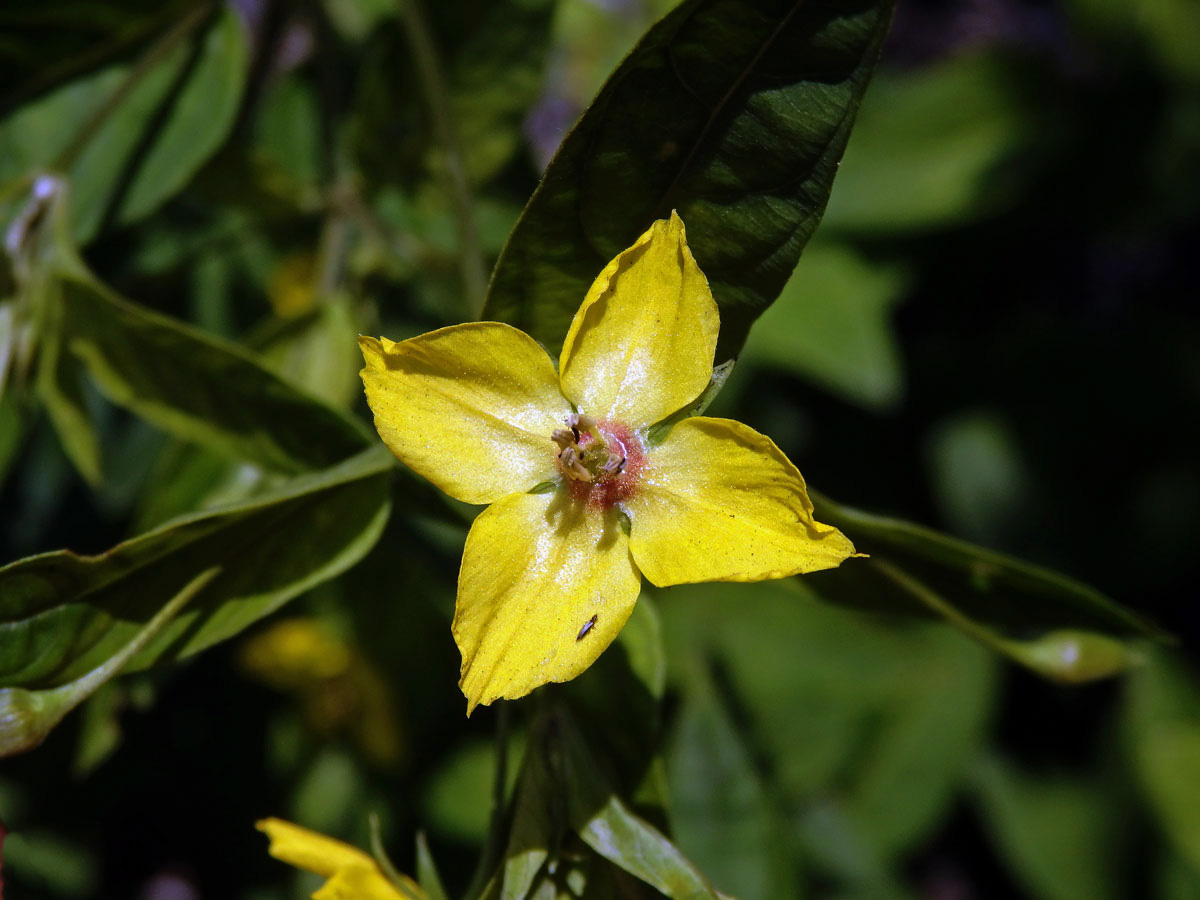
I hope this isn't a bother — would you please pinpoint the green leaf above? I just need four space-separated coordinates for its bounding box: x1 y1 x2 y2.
821 51 1048 234
0 445 392 694
740 240 909 410
18 177 369 476
0 5 248 243
971 755 1122 900
555 709 723 900
115 6 248 226
666 661 799 900
415 832 450 900
483 0 895 360
0 564 217 756
1126 650 1200 873
35 324 103 484
0 0 194 109
498 742 559 900
660 579 995 868
65 269 371 473
808 492 1164 645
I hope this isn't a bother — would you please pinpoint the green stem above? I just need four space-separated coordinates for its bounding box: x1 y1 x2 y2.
53 2 215 172
396 0 488 317
869 557 1019 659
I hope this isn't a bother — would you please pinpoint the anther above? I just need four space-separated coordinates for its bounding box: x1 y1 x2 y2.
558 446 593 482
600 452 626 476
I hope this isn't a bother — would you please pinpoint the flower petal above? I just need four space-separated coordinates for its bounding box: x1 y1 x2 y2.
360 324 571 504
559 212 719 429
626 417 858 585
454 490 642 713
256 818 375 878
315 866 423 900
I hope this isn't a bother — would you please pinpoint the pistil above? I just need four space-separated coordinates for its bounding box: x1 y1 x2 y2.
553 413 627 484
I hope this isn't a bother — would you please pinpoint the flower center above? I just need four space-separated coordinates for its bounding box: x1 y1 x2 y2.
552 414 643 507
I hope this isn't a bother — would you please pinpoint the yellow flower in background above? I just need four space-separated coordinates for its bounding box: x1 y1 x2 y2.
360 213 857 713
240 618 404 767
257 818 426 900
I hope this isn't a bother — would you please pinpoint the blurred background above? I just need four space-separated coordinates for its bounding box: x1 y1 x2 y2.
1 0 1197 897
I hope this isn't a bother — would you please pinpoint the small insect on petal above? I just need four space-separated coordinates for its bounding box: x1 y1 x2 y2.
577 614 598 641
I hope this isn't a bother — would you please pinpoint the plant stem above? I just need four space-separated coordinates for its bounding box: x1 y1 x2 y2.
396 0 488 318
53 2 215 173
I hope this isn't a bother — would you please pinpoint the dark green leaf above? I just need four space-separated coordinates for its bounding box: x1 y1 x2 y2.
0 445 392 693
556 710 722 900
666 661 799 900
1 563 216 756
0 5 248 243
443 0 558 185
0 0 194 110
807 491 1165 649
484 0 895 360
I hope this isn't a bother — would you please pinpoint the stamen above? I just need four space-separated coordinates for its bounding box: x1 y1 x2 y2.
551 428 575 450
600 452 626 475
558 446 593 482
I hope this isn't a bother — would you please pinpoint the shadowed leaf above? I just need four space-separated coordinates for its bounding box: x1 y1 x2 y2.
484 0 895 360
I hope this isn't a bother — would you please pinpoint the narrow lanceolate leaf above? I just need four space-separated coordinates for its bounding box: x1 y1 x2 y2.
484 0 895 360
806 492 1167 681
0 445 393 695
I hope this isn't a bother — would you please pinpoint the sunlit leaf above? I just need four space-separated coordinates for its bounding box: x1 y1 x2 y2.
556 709 723 900
15 177 369 478
740 240 909 410
821 51 1048 234
484 0 895 359
0 445 392 693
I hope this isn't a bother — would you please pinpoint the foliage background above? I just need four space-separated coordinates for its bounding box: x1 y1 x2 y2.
1 0 1198 898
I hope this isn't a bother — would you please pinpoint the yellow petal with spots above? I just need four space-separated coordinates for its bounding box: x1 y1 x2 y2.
626 417 858 585
454 490 642 713
559 212 719 429
360 324 571 505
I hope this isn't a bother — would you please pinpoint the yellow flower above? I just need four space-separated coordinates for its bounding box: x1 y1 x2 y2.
360 213 857 713
256 818 425 900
